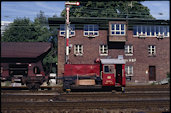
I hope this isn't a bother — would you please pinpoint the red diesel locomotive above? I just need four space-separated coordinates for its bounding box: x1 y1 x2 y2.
63 56 126 92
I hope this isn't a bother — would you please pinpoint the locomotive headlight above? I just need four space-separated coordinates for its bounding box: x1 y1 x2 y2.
107 76 111 79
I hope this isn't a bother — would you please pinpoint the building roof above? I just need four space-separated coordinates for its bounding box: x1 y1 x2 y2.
1 42 52 58
100 59 126 64
48 17 170 30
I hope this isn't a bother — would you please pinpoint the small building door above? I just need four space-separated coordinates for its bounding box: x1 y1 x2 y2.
149 66 156 81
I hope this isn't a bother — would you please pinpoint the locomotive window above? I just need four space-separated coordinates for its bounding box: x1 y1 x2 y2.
104 65 114 74
33 66 40 74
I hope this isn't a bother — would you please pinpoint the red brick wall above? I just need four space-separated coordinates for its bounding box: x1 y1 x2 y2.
58 30 108 77
58 25 170 83
125 30 170 82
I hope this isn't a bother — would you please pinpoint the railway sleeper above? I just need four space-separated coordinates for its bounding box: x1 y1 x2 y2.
26 82 41 90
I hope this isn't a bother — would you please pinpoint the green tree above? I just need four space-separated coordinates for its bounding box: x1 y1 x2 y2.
61 1 154 19
1 16 51 42
34 11 58 74
1 18 35 42
1 11 58 74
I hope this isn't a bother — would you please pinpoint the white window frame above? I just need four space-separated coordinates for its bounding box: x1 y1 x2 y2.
125 66 133 76
74 45 83 56
84 25 99 36
133 25 170 37
110 24 126 36
99 45 108 56
60 24 75 36
148 45 156 56
125 45 133 56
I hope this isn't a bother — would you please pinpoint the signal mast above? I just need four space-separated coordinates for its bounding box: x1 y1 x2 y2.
65 1 80 64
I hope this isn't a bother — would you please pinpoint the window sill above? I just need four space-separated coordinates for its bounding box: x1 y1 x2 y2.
125 54 133 56
74 54 83 56
133 35 170 38
126 74 133 77
100 54 108 56
60 34 75 37
148 54 156 57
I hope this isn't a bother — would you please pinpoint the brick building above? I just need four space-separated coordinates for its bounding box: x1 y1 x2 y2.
48 17 170 83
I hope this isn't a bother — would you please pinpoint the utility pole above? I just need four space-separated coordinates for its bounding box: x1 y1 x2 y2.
126 1 133 41
65 1 80 64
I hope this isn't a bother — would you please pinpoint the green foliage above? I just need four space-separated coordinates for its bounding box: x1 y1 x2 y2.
2 18 34 42
151 82 156 85
1 11 58 74
61 1 155 19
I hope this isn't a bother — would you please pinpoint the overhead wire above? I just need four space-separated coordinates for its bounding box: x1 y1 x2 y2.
3 19 169 27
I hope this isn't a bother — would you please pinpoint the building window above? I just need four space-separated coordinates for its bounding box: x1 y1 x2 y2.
111 24 126 35
84 25 99 36
74 45 83 56
99 45 108 56
133 25 170 37
125 66 133 76
125 45 133 56
148 45 156 56
60 24 75 36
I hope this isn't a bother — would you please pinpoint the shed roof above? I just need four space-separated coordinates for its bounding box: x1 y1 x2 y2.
100 59 125 64
1 42 52 58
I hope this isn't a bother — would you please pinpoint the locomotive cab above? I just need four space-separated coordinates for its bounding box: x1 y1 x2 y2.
100 56 126 91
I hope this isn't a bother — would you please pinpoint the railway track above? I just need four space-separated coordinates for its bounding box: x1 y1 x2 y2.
1 84 169 91
1 99 170 113
2 91 170 102
1 84 170 102
1 85 170 113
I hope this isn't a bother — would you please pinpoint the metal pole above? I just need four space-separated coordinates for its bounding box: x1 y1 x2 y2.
65 6 70 64
64 1 80 64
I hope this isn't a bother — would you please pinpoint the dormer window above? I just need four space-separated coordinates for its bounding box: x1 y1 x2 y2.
111 24 126 35
60 24 75 36
84 25 99 36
